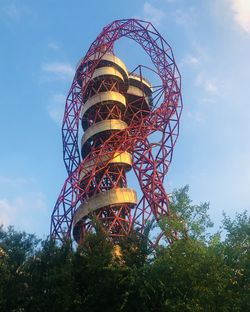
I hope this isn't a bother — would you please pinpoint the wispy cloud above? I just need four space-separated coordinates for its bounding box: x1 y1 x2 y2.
182 54 199 67
205 81 217 94
0 176 48 236
48 41 60 51
187 110 205 124
0 176 36 188
42 62 75 80
47 93 65 125
0 192 48 234
0 199 11 226
2 3 20 20
1 3 32 22
172 7 197 28
230 0 250 34
201 97 216 104
143 2 166 26
195 73 219 94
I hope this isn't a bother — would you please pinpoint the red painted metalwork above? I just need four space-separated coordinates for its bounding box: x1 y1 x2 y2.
50 18 183 245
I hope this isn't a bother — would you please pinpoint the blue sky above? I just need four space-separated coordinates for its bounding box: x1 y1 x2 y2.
0 0 250 238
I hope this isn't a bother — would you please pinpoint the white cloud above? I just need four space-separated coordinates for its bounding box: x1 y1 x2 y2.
205 81 217 93
48 93 65 125
0 176 49 236
183 54 199 66
230 0 250 34
143 2 165 26
173 9 188 25
195 73 218 94
172 7 197 27
0 200 11 226
0 176 35 187
48 41 60 51
195 72 203 86
41 62 72 124
42 62 75 80
2 3 20 20
201 97 216 104
187 110 205 124
1 3 32 22
0 192 48 234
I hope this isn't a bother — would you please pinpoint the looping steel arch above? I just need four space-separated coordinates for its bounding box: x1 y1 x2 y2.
50 18 183 244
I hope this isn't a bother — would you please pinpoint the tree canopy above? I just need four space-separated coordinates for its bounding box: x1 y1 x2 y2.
0 186 249 311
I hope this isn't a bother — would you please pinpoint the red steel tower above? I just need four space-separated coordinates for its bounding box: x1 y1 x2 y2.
50 19 183 245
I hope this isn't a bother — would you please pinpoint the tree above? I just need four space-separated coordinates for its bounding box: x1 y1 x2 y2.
160 185 214 242
222 211 250 310
0 187 250 311
0 226 39 311
24 239 75 312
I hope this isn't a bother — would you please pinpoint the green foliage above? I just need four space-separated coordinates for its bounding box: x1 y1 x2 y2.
161 185 214 242
0 187 250 311
151 239 234 311
25 239 75 311
222 211 250 310
223 210 250 250
118 228 152 268
0 226 40 311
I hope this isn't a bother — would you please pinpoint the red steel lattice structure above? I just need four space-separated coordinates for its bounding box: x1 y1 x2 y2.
50 18 183 244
